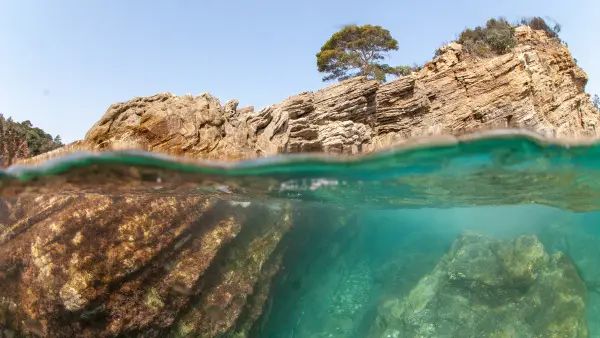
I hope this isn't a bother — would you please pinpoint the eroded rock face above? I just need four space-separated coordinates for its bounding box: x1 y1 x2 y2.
369 232 588 338
0 193 292 337
76 26 599 162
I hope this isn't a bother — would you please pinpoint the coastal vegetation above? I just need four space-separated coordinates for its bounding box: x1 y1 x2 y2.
316 24 409 82
0 114 62 167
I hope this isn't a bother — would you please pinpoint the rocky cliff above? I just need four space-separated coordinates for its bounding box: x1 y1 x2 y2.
65 25 598 163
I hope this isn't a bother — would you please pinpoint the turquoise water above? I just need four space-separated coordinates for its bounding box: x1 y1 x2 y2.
1 132 600 337
258 206 600 337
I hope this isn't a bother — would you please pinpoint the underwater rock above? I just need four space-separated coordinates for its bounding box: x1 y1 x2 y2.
537 222 600 335
0 193 292 337
369 232 588 338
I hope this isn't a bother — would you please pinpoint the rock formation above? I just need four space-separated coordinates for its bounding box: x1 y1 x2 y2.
0 193 292 337
369 232 588 338
64 26 598 163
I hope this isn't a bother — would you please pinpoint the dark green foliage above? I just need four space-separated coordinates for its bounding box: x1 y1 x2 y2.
0 114 28 167
391 65 412 76
519 17 561 38
484 18 516 53
455 17 562 58
316 24 404 82
23 121 64 156
0 114 62 167
458 18 515 56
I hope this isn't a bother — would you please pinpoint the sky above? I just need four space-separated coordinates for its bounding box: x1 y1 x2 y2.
1 0 599 143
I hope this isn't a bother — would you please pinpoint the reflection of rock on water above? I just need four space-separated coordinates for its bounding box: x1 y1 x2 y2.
369 232 588 338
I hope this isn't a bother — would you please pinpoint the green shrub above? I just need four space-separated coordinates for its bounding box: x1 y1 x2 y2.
457 18 515 57
450 16 562 59
392 65 412 76
472 41 492 57
458 27 485 46
484 18 515 53
0 115 63 167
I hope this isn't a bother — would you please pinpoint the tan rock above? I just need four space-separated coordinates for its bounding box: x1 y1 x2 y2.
52 26 596 163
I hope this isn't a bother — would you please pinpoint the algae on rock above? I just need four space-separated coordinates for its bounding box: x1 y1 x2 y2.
369 232 588 338
0 193 293 337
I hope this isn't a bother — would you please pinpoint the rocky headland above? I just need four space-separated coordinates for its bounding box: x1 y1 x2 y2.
24 26 599 165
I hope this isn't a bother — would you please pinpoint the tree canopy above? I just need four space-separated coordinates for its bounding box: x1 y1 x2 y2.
316 24 406 82
0 114 63 167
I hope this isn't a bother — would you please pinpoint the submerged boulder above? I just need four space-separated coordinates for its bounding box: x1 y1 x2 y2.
0 192 292 337
370 232 588 338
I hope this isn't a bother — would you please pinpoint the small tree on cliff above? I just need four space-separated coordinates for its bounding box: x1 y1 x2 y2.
316 24 407 82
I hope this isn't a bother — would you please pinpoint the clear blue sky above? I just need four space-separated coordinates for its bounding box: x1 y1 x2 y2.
1 0 598 143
